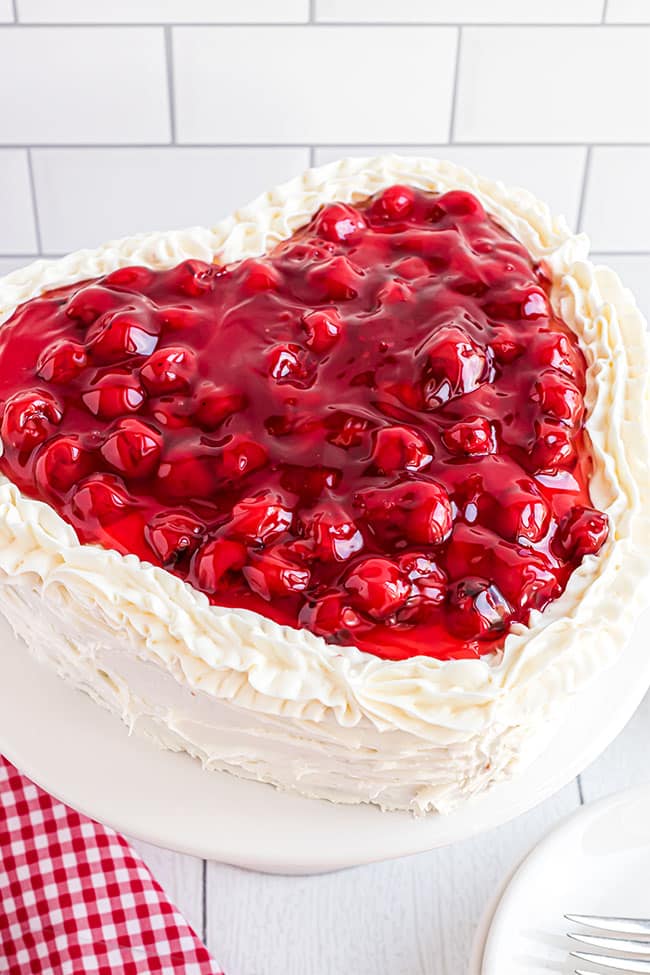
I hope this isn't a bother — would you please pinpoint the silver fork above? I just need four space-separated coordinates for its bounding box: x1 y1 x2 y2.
567 914 650 973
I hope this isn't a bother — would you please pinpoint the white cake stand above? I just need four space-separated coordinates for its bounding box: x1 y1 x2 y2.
1 610 649 875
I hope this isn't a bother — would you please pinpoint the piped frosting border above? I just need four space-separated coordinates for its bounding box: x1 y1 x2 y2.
0 155 648 745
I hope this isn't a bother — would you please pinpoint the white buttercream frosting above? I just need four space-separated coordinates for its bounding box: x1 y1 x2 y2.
0 155 648 813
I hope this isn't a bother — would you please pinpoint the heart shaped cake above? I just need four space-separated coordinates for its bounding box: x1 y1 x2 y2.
0 156 648 814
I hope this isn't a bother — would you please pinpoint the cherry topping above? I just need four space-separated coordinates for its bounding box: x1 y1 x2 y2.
35 435 93 495
344 557 409 621
530 421 576 472
372 425 433 473
446 576 513 640
300 501 364 562
145 510 205 564
301 309 342 353
244 546 311 600
1 389 62 451
71 473 133 525
0 185 605 662
36 339 87 383
86 310 158 363
423 324 489 407
140 346 197 395
298 592 362 639
371 184 416 221
81 373 145 419
314 203 367 243
100 417 162 479
442 417 495 456
194 384 245 431
534 369 584 426
553 505 609 561
228 491 293 545
193 538 247 592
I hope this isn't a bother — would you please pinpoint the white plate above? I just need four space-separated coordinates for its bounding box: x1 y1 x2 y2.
1 610 649 875
478 783 650 974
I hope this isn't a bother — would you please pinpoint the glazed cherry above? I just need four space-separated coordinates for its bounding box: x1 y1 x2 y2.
228 491 293 545
267 344 309 384
301 309 342 353
534 369 583 426
553 505 609 561
81 373 145 419
36 339 87 384
193 538 247 592
240 259 282 295
530 421 576 472
300 501 364 562
423 324 489 407
442 417 494 456
314 203 367 243
0 184 607 662
244 546 311 600
71 473 133 525
446 576 513 640
298 592 362 639
100 417 162 479
308 256 362 302
87 310 158 363
218 434 268 478
35 435 93 495
1 389 62 452
344 557 409 621
157 451 217 501
145 510 205 564
65 285 122 325
371 184 416 221
194 384 245 430
372 425 433 474
140 346 197 395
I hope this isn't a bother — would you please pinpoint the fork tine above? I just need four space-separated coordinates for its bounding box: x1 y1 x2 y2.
567 916 650 936
569 933 650 956
571 951 650 973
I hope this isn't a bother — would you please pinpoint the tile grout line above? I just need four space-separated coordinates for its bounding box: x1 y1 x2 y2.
201 859 207 945
602 0 610 23
2 21 649 27
10 0 17 23
448 26 463 143
309 0 315 24
25 149 42 254
164 25 176 144
309 146 315 166
577 775 585 805
576 145 593 233
6 142 650 150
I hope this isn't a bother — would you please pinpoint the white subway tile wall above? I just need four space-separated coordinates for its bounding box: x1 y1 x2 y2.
0 9 647 329
173 27 457 144
316 0 606 23
17 1 310 23
31 147 311 252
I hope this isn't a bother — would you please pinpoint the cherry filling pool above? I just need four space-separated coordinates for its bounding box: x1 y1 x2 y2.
0 186 610 661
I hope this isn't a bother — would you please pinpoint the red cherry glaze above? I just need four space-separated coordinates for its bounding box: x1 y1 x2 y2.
0 187 608 661
145 510 205 565
553 505 610 561
37 339 87 383
344 557 410 621
100 417 162 479
1 389 62 451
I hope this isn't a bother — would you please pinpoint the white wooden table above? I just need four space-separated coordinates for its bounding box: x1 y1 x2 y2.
127 690 650 975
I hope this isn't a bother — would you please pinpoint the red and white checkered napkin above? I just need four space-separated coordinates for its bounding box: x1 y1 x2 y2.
0 755 223 975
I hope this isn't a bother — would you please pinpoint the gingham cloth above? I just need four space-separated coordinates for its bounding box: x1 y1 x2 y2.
0 755 223 975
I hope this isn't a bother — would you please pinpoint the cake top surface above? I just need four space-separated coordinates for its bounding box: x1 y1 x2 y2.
0 184 608 661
